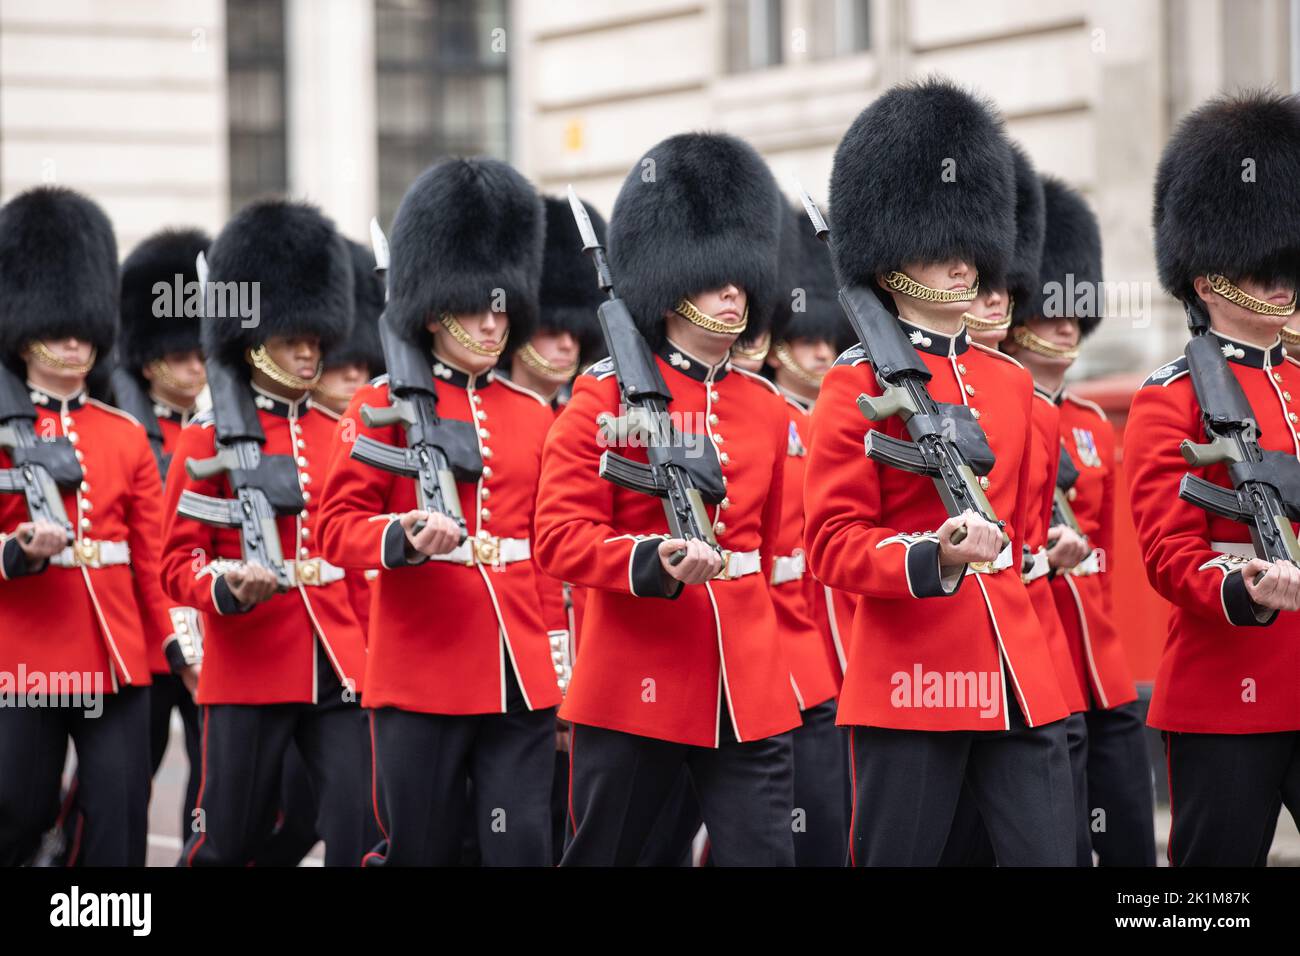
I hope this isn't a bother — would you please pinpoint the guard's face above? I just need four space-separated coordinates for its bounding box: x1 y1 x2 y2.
963 286 1010 348
317 361 370 403
264 334 322 380
730 330 769 372
428 308 509 374
1022 315 1079 369
149 349 207 400
690 284 747 334
529 329 580 380
38 336 95 368
893 258 979 320
785 337 836 377
1233 275 1297 334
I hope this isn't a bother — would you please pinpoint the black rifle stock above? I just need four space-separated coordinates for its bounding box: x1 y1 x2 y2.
0 361 81 549
1052 447 1084 535
1176 299 1300 566
109 366 169 475
566 186 724 565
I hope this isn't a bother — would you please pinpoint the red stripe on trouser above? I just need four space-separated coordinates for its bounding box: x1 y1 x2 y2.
368 711 389 842
1163 732 1175 867
847 726 858 867
185 705 211 867
566 726 577 840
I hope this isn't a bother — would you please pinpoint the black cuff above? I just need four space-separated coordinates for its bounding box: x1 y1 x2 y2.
164 636 201 673
630 537 683 599
212 574 252 615
2 536 47 579
1223 569 1278 627
906 538 964 598
382 519 429 569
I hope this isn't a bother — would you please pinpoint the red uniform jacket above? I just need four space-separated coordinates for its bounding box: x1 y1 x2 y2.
160 385 367 705
319 361 563 716
534 341 802 747
805 323 1070 731
1027 387 1087 713
313 401 375 639
1126 333 1300 733
774 390 841 709
0 386 169 691
151 398 198 674
1051 390 1137 710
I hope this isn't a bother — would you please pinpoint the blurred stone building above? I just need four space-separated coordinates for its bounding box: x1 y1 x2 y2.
2 0 1298 377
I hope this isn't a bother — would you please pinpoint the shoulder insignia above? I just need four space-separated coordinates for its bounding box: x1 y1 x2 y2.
582 356 616 380
1286 355 1300 369
731 365 780 395
1063 392 1108 421
1141 356 1189 388
834 344 867 367
970 342 1024 369
86 397 141 427
494 373 550 407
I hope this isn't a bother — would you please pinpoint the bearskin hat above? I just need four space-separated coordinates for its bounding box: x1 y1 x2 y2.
1027 176 1103 337
607 132 783 349
119 228 210 374
0 186 119 368
322 238 385 375
537 194 606 361
1005 142 1046 308
1153 89 1300 303
829 77 1015 294
773 202 853 351
386 157 544 357
202 198 353 365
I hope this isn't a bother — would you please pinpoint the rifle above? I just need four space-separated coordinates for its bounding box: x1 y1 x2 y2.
0 360 81 550
796 186 1006 547
175 252 301 590
567 185 725 564
1176 299 1300 565
109 366 168 475
348 218 481 542
1052 447 1084 535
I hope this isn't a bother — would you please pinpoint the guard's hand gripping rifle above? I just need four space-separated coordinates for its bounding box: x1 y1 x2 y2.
1052 448 1084 535
796 187 1006 547
348 219 481 543
109 366 169 475
566 186 725 565
1176 299 1300 565
176 252 301 590
0 360 81 549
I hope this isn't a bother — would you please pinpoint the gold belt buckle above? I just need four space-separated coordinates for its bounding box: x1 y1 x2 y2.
473 535 500 567
713 548 734 581
296 558 320 585
969 559 993 575
76 539 101 567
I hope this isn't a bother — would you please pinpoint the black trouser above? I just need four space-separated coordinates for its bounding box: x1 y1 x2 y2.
1084 700 1156 865
149 672 202 837
791 699 850 866
180 643 374 867
938 710 1091 867
1163 729 1300 866
0 685 150 867
551 748 570 867
848 702 1075 867
250 741 320 866
635 768 701 866
366 665 556 866
563 720 795 867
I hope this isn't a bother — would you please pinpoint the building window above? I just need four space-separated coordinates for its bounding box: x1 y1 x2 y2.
226 0 288 212
376 0 511 227
808 0 871 60
726 0 783 73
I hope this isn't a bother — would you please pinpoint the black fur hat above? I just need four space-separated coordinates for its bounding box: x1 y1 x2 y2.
1154 89 1300 303
773 202 853 351
607 132 783 349
538 194 606 360
829 77 1015 294
323 238 385 375
1005 143 1046 307
0 186 119 368
119 228 210 373
387 157 544 357
1029 175 1103 336
202 198 353 365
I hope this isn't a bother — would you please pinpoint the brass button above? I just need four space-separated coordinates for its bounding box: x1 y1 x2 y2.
302 491 311 502
481 447 493 458
970 409 981 420
1290 413 1298 423
473 394 483 404
715 522 727 534
721 475 728 486
62 416 74 428
479 428 490 439
67 431 79 444
483 465 493 479
296 439 306 449
708 413 719 425
1067 487 1078 501
958 364 967 374
964 384 976 396
979 476 990 490
480 508 491 521
79 499 91 512
720 497 731 510
714 434 724 444
480 487 490 499
300 527 310 539
79 481 90 493
299 509 309 519
79 517 91 530
710 390 720 402
1286 392 1293 402
300 473 311 485
299 547 310 559
476 410 487 421
1275 373 1284 382
719 452 730 465
74 450 84 461
297 456 308 467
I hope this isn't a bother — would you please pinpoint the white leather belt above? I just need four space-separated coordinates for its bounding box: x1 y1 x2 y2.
1067 551 1102 577
50 539 130 569
202 556 345 586
967 543 1014 576
771 551 806 585
715 548 761 581
1022 546 1051 583
427 534 531 568
1211 541 1256 560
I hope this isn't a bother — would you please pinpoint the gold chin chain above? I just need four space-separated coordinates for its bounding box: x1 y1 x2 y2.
1207 274 1297 317
518 341 577 379
962 295 1013 332
883 271 978 303
674 298 749 335
1011 325 1079 360
248 344 322 390
147 357 194 391
440 312 508 357
1279 326 1300 347
27 342 97 375
731 332 770 362
773 341 825 387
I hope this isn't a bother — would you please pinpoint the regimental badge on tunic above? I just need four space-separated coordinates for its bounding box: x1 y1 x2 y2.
668 351 690 371
787 421 806 457
1072 426 1103 468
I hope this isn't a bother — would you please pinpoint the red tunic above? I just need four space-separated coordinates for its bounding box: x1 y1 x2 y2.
1051 391 1137 710
160 385 367 705
318 362 563 716
534 341 802 747
1125 334 1300 733
805 324 1070 731
151 398 197 674
0 386 169 691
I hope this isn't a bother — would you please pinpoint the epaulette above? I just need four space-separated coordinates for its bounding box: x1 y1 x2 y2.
494 373 549 407
1141 356 1189 388
970 341 1025 369
834 344 867 367
582 356 616 380
194 409 216 428
86 397 141 427
731 365 780 395
1063 391 1108 421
